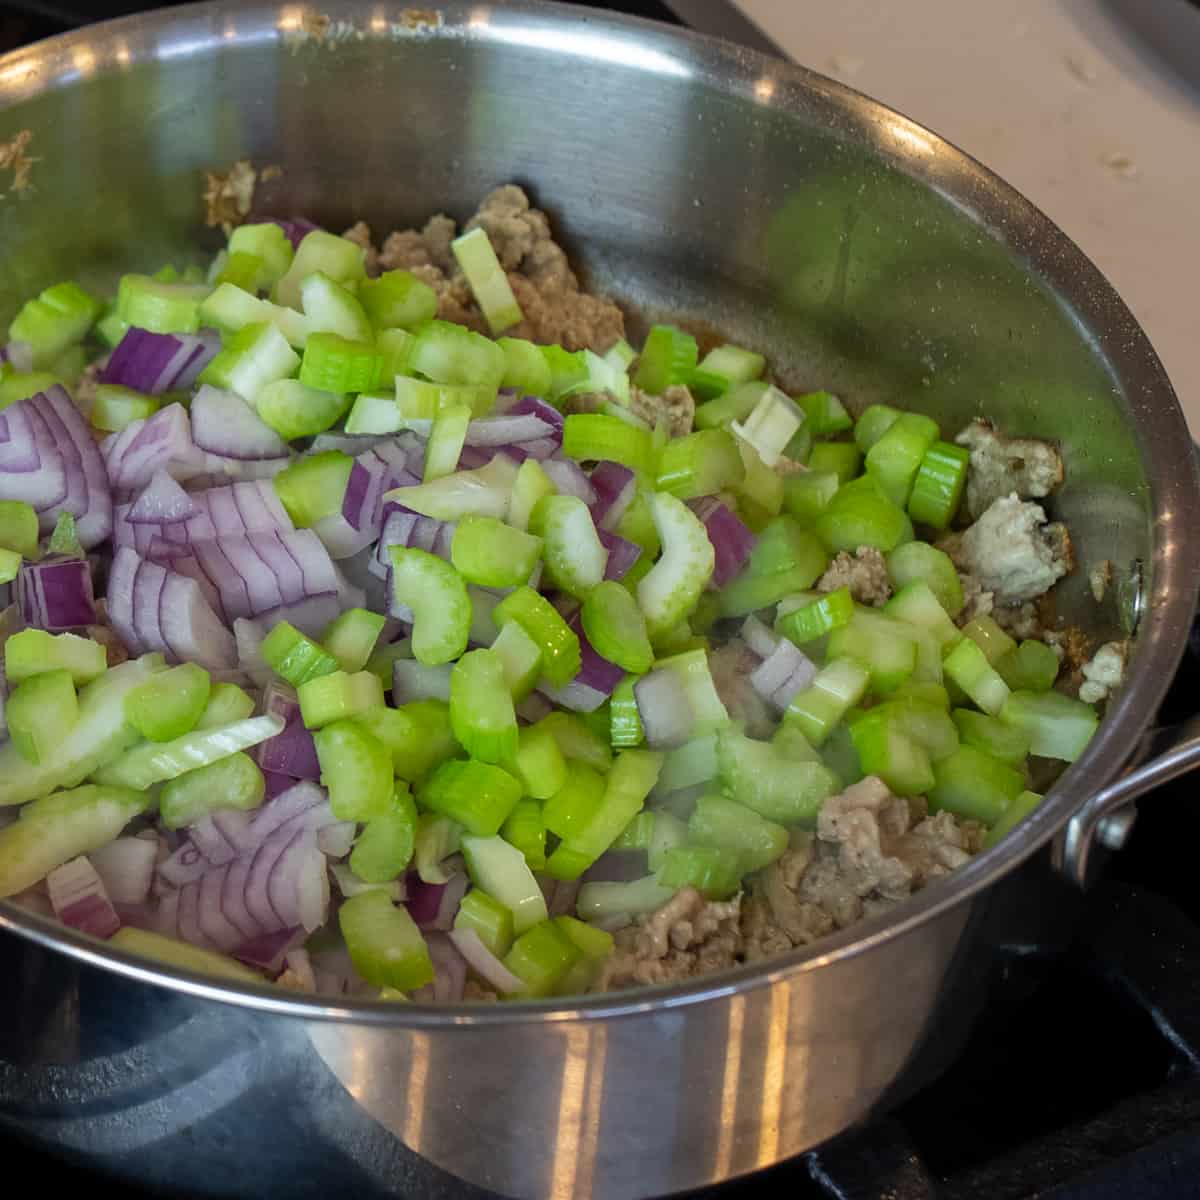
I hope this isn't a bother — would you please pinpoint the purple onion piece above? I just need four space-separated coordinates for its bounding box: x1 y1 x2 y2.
15 555 96 631
687 496 756 589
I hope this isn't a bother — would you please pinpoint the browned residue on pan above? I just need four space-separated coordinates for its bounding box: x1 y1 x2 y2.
399 8 441 28
202 159 280 233
0 129 37 196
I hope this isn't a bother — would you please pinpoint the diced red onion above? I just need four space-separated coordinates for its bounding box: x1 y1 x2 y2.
505 395 565 434
410 932 468 1003
87 836 159 906
190 385 291 461
406 865 468 932
541 457 597 504
262 769 300 800
124 468 198 524
261 216 322 249
597 528 642 582
749 639 818 712
255 680 320 780
46 856 121 939
463 412 558 447
688 496 757 589
537 610 622 713
371 506 456 580
102 327 220 395
0 341 33 372
448 927 525 996
233 926 305 973
739 614 778 659
588 461 637 531
543 877 582 918
312 440 409 560
101 403 204 492
16 555 96 631
634 667 695 749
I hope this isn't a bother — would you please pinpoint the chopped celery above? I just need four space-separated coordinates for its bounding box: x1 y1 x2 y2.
198 321 300 401
0 369 61 409
783 470 840 524
391 660 453 704
716 726 838 824
350 785 419 883
301 271 373 342
423 402 472 482
0 784 151 897
717 516 828 617
983 789 1044 848
943 637 1011 715
0 547 20 585
159 751 265 830
865 412 940 508
633 324 698 395
562 413 653 475
418 759 522 836
952 708 1032 767
999 691 1098 762
125 662 212 741
613 809 656 851
531 494 608 598
366 638 414 688
451 515 543 589
928 744 1024 824
361 269 439 331
117 274 208 335
5 629 107 685
452 227 523 334
273 451 354 528
414 811 463 884
408 318 506 389
541 344 589 400
502 798 547 871
382 453 518 521
826 608 920 695
885 580 962 651
543 762 607 842
0 499 39 558
503 919 581 996
450 649 519 764
729 385 804 468
892 680 952 710
784 658 871 745
377 327 416 383
460 832 548 933
554 914 614 992
299 332 381 394
689 793 787 872
340 890 433 992
655 733 718 793
692 344 765 397
658 844 742 900
314 718 395 820
109 927 263 983
805 441 864 483
733 437 785 517
261 619 340 686
6 669 78 764
886 541 965 617
395 375 496 419
508 458 557 533
795 390 853 436
47 512 83 560
298 669 385 729
9 280 103 367
91 384 161 432
853 403 901 452
505 722 568 799
865 696 959 761
652 648 729 732
850 709 935 795
536 711 613 772
962 616 1017 665
389 546 472 665
489 620 543 700
609 675 645 748
777 586 854 644
815 474 913 555
637 492 715 634
996 640 1061 693
576 874 674 922
95 306 130 349
655 429 745 498
455 887 515 958
273 229 367 309
199 282 311 348
819 722 863 787
357 700 458 782
493 586 580 687
908 440 969 529
227 222 294 287
322 609 387 674
345 392 403 435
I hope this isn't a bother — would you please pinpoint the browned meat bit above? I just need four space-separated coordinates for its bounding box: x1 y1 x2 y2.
629 384 695 438
816 547 891 607
202 159 259 232
379 214 458 275
1078 640 1127 704
505 272 625 354
341 221 380 276
956 420 1064 520
955 570 994 624
595 888 744 990
956 494 1071 605
707 638 776 739
990 600 1042 640
463 184 554 270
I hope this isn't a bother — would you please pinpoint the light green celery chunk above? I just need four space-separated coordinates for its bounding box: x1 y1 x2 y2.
91 384 160 432
952 708 1031 767
350 785 418 883
356 700 458 782
394 375 496 419
655 429 745 499
501 798 547 871
999 690 1098 762
6 669 77 764
927 743 1024 824
260 618 340 685
609 675 645 747
503 919 581 996
377 327 416 383
418 759 522 837
819 722 863 787
454 888 515 958
0 784 150 897
493 587 580 687
884 580 962 651
124 663 211 742
651 648 729 731
227 222 294 287
733 437 785 517
689 793 787 872
460 832 548 933
849 709 935 795
869 696 959 760
717 516 828 617
576 874 674 923
424 403 472 482
777 586 853 645
300 331 381 394
297 670 385 729
489 619 543 700
272 451 354 529
865 412 940 508
0 500 39 558
321 608 387 674
815 474 913 555
783 470 840 524
0 547 20 585
561 413 653 475
345 393 403 435
499 337 554 397
450 649 519 764
543 762 607 842
540 345 589 400
452 227 523 334
5 629 107 685
198 283 311 348
658 843 742 899
9 280 103 366
943 637 1011 716
695 343 765 390
46 512 83 560
729 386 805 469
451 515 543 588
407 318 506 389
391 660 453 704
301 271 372 342
694 379 770 431
961 616 1017 665
908 440 968 529
382 454 519 522
256 378 348 440
853 403 901 452
531 494 606 598
886 541 964 617
365 638 413 688
359 269 438 331
655 733 719 793
784 658 871 746
633 324 698 395
637 492 714 635
996 640 1061 693
110 927 263 983
273 229 367 309
198 321 299 401
613 809 655 851
805 441 864 483
414 811 463 884
826 608 920 696
508 459 557 533
716 726 838 825
159 751 265 830
339 890 433 992
315 718 394 821
535 711 612 772
389 546 471 665
983 789 1044 848
505 723 567 800
795 390 853 436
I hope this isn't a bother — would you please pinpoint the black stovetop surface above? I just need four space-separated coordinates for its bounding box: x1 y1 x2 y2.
4 2 1200 1197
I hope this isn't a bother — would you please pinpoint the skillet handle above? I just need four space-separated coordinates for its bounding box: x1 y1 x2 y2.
1053 715 1200 887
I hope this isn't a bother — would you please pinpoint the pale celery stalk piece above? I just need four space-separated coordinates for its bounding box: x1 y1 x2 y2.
451 227 523 335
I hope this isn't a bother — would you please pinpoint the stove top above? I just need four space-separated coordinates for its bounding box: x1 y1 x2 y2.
3 3 1200 1198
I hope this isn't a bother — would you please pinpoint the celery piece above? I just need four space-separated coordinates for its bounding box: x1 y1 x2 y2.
849 709 936 796
692 379 767 432
95 305 130 349
866 696 959 761
508 458 557 534
418 759 522 836
488 620 542 700
298 669 385 729
962 616 1018 665
655 429 745 498
314 718 394 820
658 844 742 900
110 927 264 984
392 660 453 704
717 516 828 617
116 274 208 336
655 733 719 793
228 222 294 287
198 321 300 401
731 436 785 517
0 369 61 409
983 789 1044 848
642 810 686 870
261 620 340 686
505 722 568 800
159 751 265 830
414 811 463 884
350 784 419 883
0 784 150 898
826 608 920 696
366 639 414 688
952 708 1031 767
460 832 548 933
452 227 523 334
389 546 472 665
199 283 311 348
637 492 715 635
382 453 518 522
795 390 853 436
692 344 766 396
908 440 968 530
345 392 403 435
562 413 653 475
613 809 656 851
9 280 103 367
502 798 547 871
493 586 580 687
778 586 854 645
0 499 39 558
784 657 871 745
885 540 965 617
407 318 507 389
93 713 283 790
996 640 1061 693
356 700 458 782
689 793 788 873
716 726 838 825
892 681 952 711
0 655 165 807
340 889 433 992
815 474 913 555
0 547 19 585
451 515 543 589
299 332 381 394
92 383 161 432
536 711 613 772
729 386 805 469
360 269 438 331
273 229 367 310
576 874 674 922
51 343 87 386
394 375 496 419
5 629 107 685
377 327 416 384
422 402 470 482
273 450 354 528
46 512 83 560
125 662 212 742
885 580 962 651
455 887 516 958
450 649 519 764
943 637 1011 716
819 722 863 788
610 675 645 748
999 690 1099 762
543 761 607 842
652 649 729 732
500 337 555 397
853 403 901 452
555 913 614 964
321 608 387 674
806 441 864 483
301 271 373 342
928 743 1024 824
783 470 840 524
540 344 589 400
530 494 606 599
503 918 581 996
6 669 78 764
633 324 698 395
865 412 940 508
216 250 268 293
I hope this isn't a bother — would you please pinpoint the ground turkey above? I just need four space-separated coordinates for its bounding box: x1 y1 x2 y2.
956 419 1064 520
816 547 891 607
